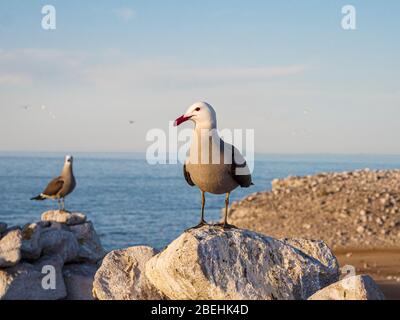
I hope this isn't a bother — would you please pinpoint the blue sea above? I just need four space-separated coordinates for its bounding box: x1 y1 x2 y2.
1 152 400 251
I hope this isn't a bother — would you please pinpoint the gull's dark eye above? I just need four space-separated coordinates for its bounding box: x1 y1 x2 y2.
195 107 201 111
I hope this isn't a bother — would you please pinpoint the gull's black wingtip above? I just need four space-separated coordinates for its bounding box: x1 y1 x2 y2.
31 195 44 201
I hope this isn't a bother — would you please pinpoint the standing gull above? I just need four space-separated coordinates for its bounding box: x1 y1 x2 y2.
174 102 253 228
31 155 76 212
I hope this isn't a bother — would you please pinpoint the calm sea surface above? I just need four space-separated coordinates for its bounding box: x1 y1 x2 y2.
1 152 400 250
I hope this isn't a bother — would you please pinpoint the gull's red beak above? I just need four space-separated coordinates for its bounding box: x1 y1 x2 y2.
174 115 191 127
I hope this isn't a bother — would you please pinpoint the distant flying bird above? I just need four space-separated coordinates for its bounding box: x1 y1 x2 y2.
39 104 57 120
31 155 76 212
174 102 253 229
129 120 135 125
20 105 29 110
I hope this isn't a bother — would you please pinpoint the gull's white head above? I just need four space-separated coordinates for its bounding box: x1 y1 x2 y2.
174 102 217 129
65 155 73 164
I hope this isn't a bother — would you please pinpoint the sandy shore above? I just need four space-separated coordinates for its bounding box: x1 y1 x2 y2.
335 248 400 300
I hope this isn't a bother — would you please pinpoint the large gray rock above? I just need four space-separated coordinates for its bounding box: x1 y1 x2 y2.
41 210 86 226
0 254 66 300
39 227 80 263
93 246 165 300
145 226 339 300
308 275 385 300
21 223 44 261
63 263 98 300
0 230 22 268
69 222 104 263
21 218 103 264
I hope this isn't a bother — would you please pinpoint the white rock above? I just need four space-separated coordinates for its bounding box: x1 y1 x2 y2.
145 226 339 300
308 275 385 300
93 246 165 300
69 222 105 263
0 229 22 268
63 263 98 300
41 210 86 226
0 254 66 300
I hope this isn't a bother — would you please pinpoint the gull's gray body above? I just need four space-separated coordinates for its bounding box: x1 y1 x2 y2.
175 102 252 227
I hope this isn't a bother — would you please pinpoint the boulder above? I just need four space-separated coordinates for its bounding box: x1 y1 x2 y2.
145 226 339 300
93 246 165 300
0 254 66 300
41 210 86 226
63 263 98 300
69 222 104 263
308 275 385 300
21 219 103 264
21 223 43 261
0 229 22 268
39 227 80 263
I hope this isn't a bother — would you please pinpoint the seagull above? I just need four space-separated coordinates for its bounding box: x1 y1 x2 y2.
31 155 76 212
174 102 253 229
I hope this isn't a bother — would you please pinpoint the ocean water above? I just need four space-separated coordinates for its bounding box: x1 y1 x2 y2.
1 152 400 251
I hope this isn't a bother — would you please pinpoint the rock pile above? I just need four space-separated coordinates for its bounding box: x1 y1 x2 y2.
1 213 385 300
94 225 349 300
0 211 104 300
230 169 400 249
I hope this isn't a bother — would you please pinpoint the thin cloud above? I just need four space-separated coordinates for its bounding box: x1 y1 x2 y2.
0 48 308 89
85 61 308 90
0 73 31 86
0 48 90 86
114 8 136 21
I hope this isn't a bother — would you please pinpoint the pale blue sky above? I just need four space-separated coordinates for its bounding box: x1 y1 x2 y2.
0 1 399 153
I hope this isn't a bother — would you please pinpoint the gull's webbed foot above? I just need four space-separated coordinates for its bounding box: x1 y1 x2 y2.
185 220 208 232
214 222 238 230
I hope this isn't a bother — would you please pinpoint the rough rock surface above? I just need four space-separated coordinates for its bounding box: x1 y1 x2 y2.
69 222 104 263
0 254 66 300
0 210 104 300
145 225 339 300
39 227 80 263
41 210 86 226
21 222 45 261
308 275 385 300
230 170 400 249
63 263 97 300
0 230 22 268
93 246 165 300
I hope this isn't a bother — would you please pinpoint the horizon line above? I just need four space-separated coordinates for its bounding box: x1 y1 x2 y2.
1 150 400 157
